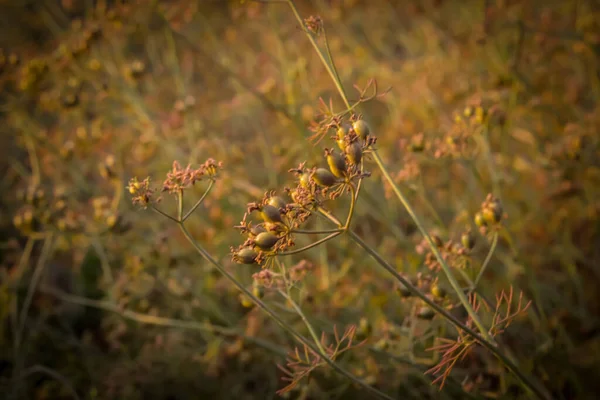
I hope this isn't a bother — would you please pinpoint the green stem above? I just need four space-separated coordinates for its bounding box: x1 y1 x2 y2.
183 180 214 221
286 0 350 109
373 150 494 343
278 232 342 256
178 222 393 400
348 229 548 400
279 290 327 355
471 231 499 293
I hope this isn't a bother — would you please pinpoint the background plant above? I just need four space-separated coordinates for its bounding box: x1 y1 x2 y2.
1 0 599 399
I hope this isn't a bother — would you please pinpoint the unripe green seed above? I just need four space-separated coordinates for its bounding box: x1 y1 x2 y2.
250 224 266 236
327 151 347 178
353 119 370 139
417 306 435 320
260 204 283 224
312 168 337 187
255 231 279 250
474 211 487 227
337 123 351 140
346 141 362 165
357 317 372 338
235 247 258 264
483 201 503 224
431 283 446 299
299 173 311 188
268 196 287 210
461 231 475 250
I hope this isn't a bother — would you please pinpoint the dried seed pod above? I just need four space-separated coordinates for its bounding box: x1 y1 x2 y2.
312 168 337 187
345 141 362 165
431 234 443 247
260 204 283 224
417 306 435 320
255 231 279 250
235 247 258 264
326 149 347 178
268 196 287 210
353 119 370 139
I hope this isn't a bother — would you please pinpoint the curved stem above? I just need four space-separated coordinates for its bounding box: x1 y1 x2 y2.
178 222 393 400
344 183 357 229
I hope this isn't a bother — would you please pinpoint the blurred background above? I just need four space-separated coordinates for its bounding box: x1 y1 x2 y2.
1 0 599 399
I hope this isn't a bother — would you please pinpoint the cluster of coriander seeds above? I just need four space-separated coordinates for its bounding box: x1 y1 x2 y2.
231 118 376 267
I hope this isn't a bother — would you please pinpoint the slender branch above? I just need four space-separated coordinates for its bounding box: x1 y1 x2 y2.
347 229 549 400
372 150 494 343
286 0 351 109
178 222 393 400
278 232 342 256
471 231 499 294
183 180 214 221
292 228 344 234
150 205 179 224
40 286 286 357
279 289 327 355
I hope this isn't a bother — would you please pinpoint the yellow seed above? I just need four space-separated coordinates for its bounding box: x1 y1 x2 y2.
353 119 370 139
312 168 337 187
327 151 347 178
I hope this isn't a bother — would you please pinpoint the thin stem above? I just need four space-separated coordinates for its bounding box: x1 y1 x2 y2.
182 180 214 221
279 289 327 355
348 230 549 400
286 0 351 109
292 228 344 234
316 206 343 226
278 232 342 256
344 183 357 229
471 231 499 293
177 190 184 221
178 222 393 400
373 150 494 344
150 205 179 224
40 285 285 357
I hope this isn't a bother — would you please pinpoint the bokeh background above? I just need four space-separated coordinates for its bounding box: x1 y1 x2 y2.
1 0 599 399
